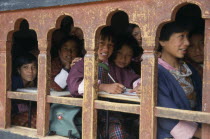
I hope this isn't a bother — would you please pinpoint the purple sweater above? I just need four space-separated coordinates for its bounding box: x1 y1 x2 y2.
67 59 139 97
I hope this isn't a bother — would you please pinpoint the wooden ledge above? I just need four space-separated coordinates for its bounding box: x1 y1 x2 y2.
155 107 210 124
0 126 67 139
47 96 83 107
95 100 140 114
7 91 37 101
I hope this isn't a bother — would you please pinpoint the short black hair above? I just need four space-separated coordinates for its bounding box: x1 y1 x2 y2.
58 35 84 57
110 35 142 61
159 21 189 41
127 23 139 35
189 27 204 38
99 26 116 44
158 21 189 51
14 53 37 74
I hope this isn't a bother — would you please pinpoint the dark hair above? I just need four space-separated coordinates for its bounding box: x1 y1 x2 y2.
99 26 116 44
14 53 37 74
111 11 129 36
127 23 138 35
58 35 84 57
60 16 74 29
189 27 204 38
110 35 142 62
158 21 189 51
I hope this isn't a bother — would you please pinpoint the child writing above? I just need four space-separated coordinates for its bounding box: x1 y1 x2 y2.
51 35 83 91
67 26 140 138
157 21 202 139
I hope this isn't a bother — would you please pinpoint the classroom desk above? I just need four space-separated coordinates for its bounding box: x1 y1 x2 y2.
98 91 140 103
16 88 140 102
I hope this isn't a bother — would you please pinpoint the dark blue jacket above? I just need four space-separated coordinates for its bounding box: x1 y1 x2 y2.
157 64 202 139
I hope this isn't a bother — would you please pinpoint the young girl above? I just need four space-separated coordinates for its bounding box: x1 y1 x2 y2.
110 35 141 71
127 24 142 45
12 53 37 128
51 35 83 91
67 26 140 138
186 30 204 78
158 21 202 139
127 24 144 75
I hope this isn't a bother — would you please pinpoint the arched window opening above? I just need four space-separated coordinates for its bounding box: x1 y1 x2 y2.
50 15 85 92
10 19 38 129
92 10 142 139
156 3 204 139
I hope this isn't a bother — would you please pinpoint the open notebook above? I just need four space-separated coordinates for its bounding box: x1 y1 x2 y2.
98 89 137 96
16 88 70 97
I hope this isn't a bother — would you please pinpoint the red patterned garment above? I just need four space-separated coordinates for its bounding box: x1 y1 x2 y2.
12 106 37 128
51 57 65 91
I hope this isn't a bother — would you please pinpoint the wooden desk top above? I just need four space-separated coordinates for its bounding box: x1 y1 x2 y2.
16 88 140 102
98 91 140 102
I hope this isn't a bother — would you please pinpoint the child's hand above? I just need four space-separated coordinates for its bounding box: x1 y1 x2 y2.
70 57 82 67
129 85 141 94
99 83 124 94
59 53 71 70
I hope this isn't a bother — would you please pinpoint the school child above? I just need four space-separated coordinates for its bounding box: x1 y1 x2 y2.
186 29 204 78
51 35 83 91
126 24 144 75
157 21 202 139
11 53 37 128
127 24 142 46
110 35 141 73
67 26 140 138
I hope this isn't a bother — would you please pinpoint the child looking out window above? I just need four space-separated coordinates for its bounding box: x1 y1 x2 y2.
157 21 202 139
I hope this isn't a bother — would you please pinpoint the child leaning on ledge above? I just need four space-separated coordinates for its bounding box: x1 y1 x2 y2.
51 35 83 91
157 21 202 139
67 26 140 139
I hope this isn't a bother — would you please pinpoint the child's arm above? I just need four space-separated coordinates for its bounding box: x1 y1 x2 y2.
53 69 69 90
52 57 82 91
129 78 141 93
158 76 198 138
67 59 84 97
99 83 124 94
51 59 68 91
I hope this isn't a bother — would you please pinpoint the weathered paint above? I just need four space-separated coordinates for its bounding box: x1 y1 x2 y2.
0 0 209 139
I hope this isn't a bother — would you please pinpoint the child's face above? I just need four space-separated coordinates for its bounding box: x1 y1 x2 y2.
114 45 133 68
132 27 142 45
97 38 114 62
160 32 189 59
187 34 204 64
59 40 78 63
18 62 37 83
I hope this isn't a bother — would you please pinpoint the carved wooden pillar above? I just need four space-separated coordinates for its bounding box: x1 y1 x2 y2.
0 39 12 128
202 18 210 139
82 33 98 139
37 39 51 136
140 37 157 139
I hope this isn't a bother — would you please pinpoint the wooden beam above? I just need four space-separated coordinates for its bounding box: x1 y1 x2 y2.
7 91 37 101
82 53 98 139
202 19 210 138
155 107 210 124
95 100 140 114
140 40 157 139
47 96 83 107
36 40 51 136
0 40 12 128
